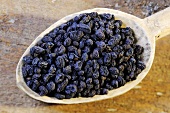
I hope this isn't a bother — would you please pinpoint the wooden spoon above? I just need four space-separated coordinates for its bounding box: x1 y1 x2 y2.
16 7 170 104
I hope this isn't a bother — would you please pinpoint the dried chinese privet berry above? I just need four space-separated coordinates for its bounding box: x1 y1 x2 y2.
22 12 146 99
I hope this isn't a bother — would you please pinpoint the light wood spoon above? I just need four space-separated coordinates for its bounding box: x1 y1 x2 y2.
16 7 170 104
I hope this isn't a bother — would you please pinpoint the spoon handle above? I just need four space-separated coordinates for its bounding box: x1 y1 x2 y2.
144 7 170 40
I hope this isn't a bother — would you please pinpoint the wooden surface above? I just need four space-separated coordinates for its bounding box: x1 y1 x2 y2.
0 0 170 113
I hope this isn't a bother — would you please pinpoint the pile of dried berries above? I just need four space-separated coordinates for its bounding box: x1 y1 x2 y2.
22 12 146 99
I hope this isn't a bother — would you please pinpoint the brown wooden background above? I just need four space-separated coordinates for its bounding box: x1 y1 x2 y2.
0 0 170 113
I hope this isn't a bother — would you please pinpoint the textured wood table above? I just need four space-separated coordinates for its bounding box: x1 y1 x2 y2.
0 0 170 113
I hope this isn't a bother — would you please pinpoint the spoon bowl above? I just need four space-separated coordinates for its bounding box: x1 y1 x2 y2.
16 7 170 104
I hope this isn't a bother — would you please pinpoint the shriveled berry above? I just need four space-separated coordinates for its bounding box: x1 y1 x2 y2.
48 53 56 59
39 86 48 96
43 73 53 83
135 45 144 55
81 53 88 62
65 84 77 95
93 79 99 85
96 41 106 51
78 70 84 76
109 67 119 75
73 80 79 86
87 84 94 89
34 67 41 74
31 46 45 54
23 56 33 64
101 88 108 94
88 90 96 97
32 74 41 79
22 66 27 77
137 61 146 70
117 76 126 86
42 36 53 42
86 67 93 77
97 58 103 65
63 65 72 74
92 70 99 79
111 80 119 88
108 38 116 47
57 78 69 92
111 52 117 60
79 76 86 81
95 29 105 40
125 48 134 57
79 40 85 49
104 53 111 65
65 75 71 80
32 57 39 66
74 61 83 71
55 93 65 99
55 56 65 68
106 83 113 90
93 60 99 70
77 23 91 33
58 45 66 55
114 20 122 28
100 66 109 76
118 65 125 72
86 39 93 46
83 46 90 53
46 42 54 49
92 49 100 59
46 81 55 92
73 41 79 47
67 46 77 52
64 38 72 46
86 78 92 84
26 80 33 87
79 81 86 88
55 73 65 83
32 80 40 91
48 64 56 74
25 65 34 76
38 61 48 68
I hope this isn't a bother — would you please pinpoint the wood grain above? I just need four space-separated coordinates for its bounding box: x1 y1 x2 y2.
0 0 170 112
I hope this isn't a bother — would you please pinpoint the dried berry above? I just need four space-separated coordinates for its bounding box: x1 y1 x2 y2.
77 23 91 33
64 38 72 46
23 56 33 64
101 88 108 94
32 57 39 66
65 84 77 95
55 93 65 99
38 61 48 68
48 64 56 74
39 86 48 96
86 39 93 46
92 49 100 59
32 74 41 79
55 56 65 68
74 61 83 71
55 73 65 83
57 78 69 92
32 80 40 91
100 66 109 76
46 81 55 92
92 70 99 79
81 53 88 62
31 46 45 54
63 65 72 74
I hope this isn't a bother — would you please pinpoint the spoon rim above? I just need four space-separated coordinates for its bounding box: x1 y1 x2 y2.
16 8 155 104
